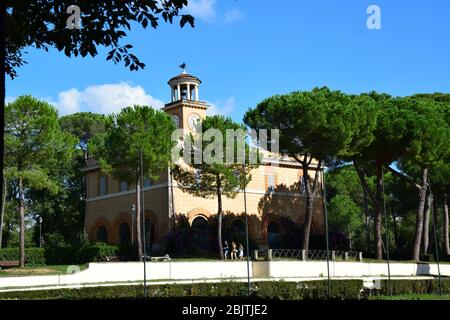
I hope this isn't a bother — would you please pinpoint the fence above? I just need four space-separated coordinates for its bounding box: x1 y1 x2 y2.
254 249 363 262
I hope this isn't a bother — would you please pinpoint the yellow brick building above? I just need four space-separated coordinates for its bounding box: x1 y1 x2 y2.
83 71 324 251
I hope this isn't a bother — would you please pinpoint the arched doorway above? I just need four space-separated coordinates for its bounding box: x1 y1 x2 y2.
144 219 156 253
118 222 131 245
191 216 210 251
267 221 282 249
95 225 108 244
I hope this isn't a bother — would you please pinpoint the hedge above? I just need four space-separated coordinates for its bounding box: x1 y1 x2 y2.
377 278 450 296
0 280 364 300
0 248 45 266
0 244 119 266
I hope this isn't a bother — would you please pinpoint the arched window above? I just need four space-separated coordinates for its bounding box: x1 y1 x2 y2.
118 222 131 245
267 221 282 249
95 225 108 243
191 216 210 251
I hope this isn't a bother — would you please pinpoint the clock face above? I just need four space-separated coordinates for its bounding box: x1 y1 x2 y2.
188 113 201 131
172 114 180 128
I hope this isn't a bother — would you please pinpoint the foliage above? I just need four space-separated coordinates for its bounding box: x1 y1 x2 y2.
5 0 194 78
377 279 450 296
0 280 363 300
0 247 46 265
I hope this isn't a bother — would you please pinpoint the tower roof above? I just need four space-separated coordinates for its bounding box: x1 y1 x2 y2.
168 72 201 85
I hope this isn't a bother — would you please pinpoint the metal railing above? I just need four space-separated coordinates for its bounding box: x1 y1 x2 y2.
254 249 363 261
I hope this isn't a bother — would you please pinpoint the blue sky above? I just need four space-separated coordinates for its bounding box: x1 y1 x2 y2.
6 0 450 122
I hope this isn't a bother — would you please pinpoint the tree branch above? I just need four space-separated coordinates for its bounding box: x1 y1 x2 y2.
384 165 422 192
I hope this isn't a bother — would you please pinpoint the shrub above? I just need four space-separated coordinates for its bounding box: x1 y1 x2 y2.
419 254 434 262
0 247 45 266
44 244 120 265
378 279 450 295
0 280 364 300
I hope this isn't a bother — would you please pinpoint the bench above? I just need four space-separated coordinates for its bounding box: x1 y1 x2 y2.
0 260 20 269
105 255 120 262
148 254 171 262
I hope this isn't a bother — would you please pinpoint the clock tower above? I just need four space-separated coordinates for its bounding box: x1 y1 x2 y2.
163 69 209 133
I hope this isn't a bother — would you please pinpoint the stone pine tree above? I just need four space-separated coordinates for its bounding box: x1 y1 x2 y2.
244 88 377 252
430 163 450 256
1 0 195 218
171 116 259 259
92 106 176 260
383 97 450 261
4 95 76 267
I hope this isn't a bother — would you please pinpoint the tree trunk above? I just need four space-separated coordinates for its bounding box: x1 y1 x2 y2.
374 160 383 260
429 197 438 254
391 202 399 258
363 189 371 255
412 168 428 261
354 161 379 258
301 159 321 252
136 174 143 261
0 0 5 251
216 176 224 260
18 178 25 267
0 177 5 249
422 189 432 254
443 195 449 255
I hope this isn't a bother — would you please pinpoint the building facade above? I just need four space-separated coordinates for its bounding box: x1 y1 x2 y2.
83 71 325 251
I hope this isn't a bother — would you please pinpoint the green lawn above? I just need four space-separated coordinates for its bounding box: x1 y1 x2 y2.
370 294 450 300
0 265 87 277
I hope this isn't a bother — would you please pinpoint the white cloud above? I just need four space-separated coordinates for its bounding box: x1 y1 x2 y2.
186 0 216 22
207 97 235 116
224 8 245 23
5 96 15 104
57 82 164 115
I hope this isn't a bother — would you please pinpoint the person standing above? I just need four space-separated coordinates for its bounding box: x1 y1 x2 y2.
231 241 237 260
238 243 244 260
223 241 229 260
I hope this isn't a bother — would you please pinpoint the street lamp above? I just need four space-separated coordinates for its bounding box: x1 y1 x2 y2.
131 204 136 245
39 216 43 248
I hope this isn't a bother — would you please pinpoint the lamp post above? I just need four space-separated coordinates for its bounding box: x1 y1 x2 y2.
140 148 148 298
131 204 136 245
242 162 251 296
320 164 331 297
39 216 43 248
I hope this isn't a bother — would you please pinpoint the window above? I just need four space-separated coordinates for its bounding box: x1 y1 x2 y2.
267 174 275 193
120 180 128 192
118 222 131 245
143 178 152 188
99 176 107 196
95 226 108 243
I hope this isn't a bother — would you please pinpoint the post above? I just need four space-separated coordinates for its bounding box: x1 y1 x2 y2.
242 162 251 296
320 166 331 297
301 250 307 261
381 168 392 298
131 204 135 245
252 250 258 261
429 176 443 295
331 251 336 261
267 249 273 261
358 252 363 262
140 149 147 298
344 252 349 261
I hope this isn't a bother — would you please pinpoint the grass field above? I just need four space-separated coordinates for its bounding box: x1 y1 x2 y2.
0 265 86 277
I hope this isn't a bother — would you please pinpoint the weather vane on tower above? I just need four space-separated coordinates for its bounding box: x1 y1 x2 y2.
179 62 187 73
